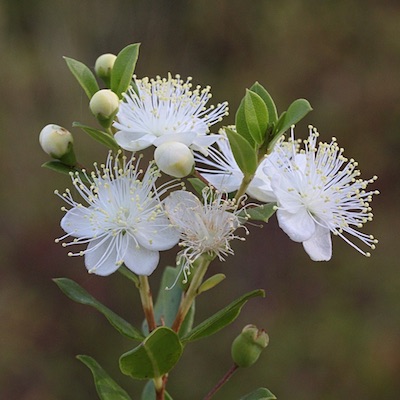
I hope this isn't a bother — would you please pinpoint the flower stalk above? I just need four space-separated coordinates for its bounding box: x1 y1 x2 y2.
138 275 157 332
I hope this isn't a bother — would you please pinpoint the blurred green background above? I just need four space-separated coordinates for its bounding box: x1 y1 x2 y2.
1 0 399 399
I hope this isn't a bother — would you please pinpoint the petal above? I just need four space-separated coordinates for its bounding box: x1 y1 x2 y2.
61 207 100 238
201 172 242 193
302 224 332 261
123 240 160 276
153 131 197 147
277 208 316 242
114 131 155 151
164 191 201 226
191 133 220 154
84 237 120 276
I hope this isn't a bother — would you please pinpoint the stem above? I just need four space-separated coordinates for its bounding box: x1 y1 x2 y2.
171 255 212 332
203 364 239 400
138 275 157 332
234 174 254 202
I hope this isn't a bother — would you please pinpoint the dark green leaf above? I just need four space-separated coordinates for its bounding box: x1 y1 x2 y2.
181 289 265 343
239 387 277 400
73 122 119 151
111 43 140 98
225 127 258 176
141 381 173 400
120 326 183 379
249 82 278 124
54 278 144 341
77 355 132 400
240 203 276 223
64 56 99 99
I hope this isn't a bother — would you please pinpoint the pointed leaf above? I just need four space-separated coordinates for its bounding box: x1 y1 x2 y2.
120 326 183 379
54 278 144 341
239 387 277 400
73 122 119 151
181 289 265 343
111 43 140 98
236 90 269 145
141 381 173 400
249 82 278 124
187 177 207 196
64 57 99 99
240 203 276 223
225 127 258 176
197 273 226 294
77 355 132 400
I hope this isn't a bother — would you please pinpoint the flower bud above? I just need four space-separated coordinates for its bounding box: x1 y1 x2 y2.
231 325 269 368
89 89 120 120
39 124 74 159
154 142 195 178
94 53 117 82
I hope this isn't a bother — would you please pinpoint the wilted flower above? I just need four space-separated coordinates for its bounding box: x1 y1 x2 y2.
55 153 180 276
164 188 247 281
113 74 228 154
265 126 379 261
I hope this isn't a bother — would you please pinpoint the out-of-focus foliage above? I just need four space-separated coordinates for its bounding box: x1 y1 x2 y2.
0 0 399 399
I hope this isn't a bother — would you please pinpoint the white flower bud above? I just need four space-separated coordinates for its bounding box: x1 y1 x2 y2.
39 124 73 158
89 89 120 120
94 53 117 80
154 142 195 178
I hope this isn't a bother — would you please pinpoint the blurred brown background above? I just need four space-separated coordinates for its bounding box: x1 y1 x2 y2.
1 0 399 399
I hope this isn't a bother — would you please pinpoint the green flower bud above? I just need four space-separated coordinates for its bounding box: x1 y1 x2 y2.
231 325 269 368
39 124 74 160
89 89 120 120
94 53 117 82
154 142 195 178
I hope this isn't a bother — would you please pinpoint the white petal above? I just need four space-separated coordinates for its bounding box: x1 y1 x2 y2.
61 207 100 238
153 131 197 147
277 208 316 242
191 133 220 154
302 224 332 261
164 191 201 225
123 242 160 276
84 237 120 276
114 131 155 151
201 172 242 193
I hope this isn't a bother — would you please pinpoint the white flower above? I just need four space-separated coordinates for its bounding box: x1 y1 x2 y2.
265 126 379 261
55 153 180 276
195 129 283 202
164 188 247 281
113 74 228 154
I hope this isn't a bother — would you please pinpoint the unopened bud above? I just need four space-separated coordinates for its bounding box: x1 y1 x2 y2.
39 124 74 159
154 142 194 178
89 89 119 120
231 325 269 368
94 53 117 82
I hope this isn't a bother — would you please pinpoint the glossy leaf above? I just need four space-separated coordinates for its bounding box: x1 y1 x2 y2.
249 82 278 124
236 89 269 145
141 381 173 400
64 57 99 99
241 203 276 223
73 122 119 151
77 355 132 400
54 278 144 341
111 43 140 98
239 387 277 400
120 326 183 379
181 289 265 343
225 127 258 176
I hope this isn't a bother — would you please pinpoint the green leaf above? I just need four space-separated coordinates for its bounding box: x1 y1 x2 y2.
187 177 207 196
77 355 132 400
54 278 144 341
141 381 173 400
120 326 183 379
240 203 276 223
64 56 99 99
42 160 76 176
111 43 140 98
197 273 226 294
249 82 278 125
225 127 258 176
239 387 277 400
73 122 119 151
181 289 265 343
236 90 269 146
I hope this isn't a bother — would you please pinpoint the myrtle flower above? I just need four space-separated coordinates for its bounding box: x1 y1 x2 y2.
195 129 284 202
265 126 379 261
164 188 247 281
55 153 180 276
113 74 228 154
